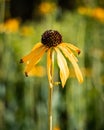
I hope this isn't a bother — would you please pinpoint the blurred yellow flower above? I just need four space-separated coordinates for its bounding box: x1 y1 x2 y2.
26 65 46 77
20 26 35 36
39 2 56 14
92 8 104 22
82 68 92 77
78 7 92 16
78 7 104 23
0 19 20 33
53 127 60 130
20 30 83 88
0 24 4 32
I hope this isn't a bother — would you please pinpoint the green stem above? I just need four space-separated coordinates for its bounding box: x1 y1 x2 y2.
49 49 54 130
49 86 53 130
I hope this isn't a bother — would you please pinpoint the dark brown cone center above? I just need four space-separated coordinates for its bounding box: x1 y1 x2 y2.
41 30 62 48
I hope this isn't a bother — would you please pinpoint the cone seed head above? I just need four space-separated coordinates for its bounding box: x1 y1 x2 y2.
41 30 62 47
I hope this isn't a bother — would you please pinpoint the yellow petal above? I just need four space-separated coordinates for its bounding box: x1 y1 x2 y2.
20 43 44 63
55 47 69 87
47 48 54 88
25 46 47 74
32 42 43 51
59 46 83 83
26 66 46 77
61 43 78 62
61 43 81 54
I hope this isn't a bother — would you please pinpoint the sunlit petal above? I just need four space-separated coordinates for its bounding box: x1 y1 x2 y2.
25 46 47 75
55 47 69 87
32 42 43 51
47 48 54 88
60 43 78 62
61 43 81 54
20 43 44 63
59 46 83 83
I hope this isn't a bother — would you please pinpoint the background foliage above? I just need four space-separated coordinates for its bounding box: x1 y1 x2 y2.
0 0 104 130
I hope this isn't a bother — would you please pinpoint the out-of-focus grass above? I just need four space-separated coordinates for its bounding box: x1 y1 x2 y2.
0 9 104 130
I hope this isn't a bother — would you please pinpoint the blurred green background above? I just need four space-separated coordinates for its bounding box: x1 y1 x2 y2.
0 0 104 130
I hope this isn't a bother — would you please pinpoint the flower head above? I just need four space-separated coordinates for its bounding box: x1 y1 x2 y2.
20 30 83 87
41 30 62 47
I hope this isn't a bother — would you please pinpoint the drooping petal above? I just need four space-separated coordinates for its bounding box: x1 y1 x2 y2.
61 43 81 54
32 42 43 51
20 43 44 63
25 45 47 75
47 48 54 88
55 47 69 87
61 43 78 62
25 66 46 77
59 46 83 83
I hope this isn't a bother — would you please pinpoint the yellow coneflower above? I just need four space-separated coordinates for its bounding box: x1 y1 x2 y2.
20 30 83 87
20 26 35 36
92 8 104 22
3 19 20 33
39 2 56 15
53 127 60 130
77 7 92 16
78 7 104 23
